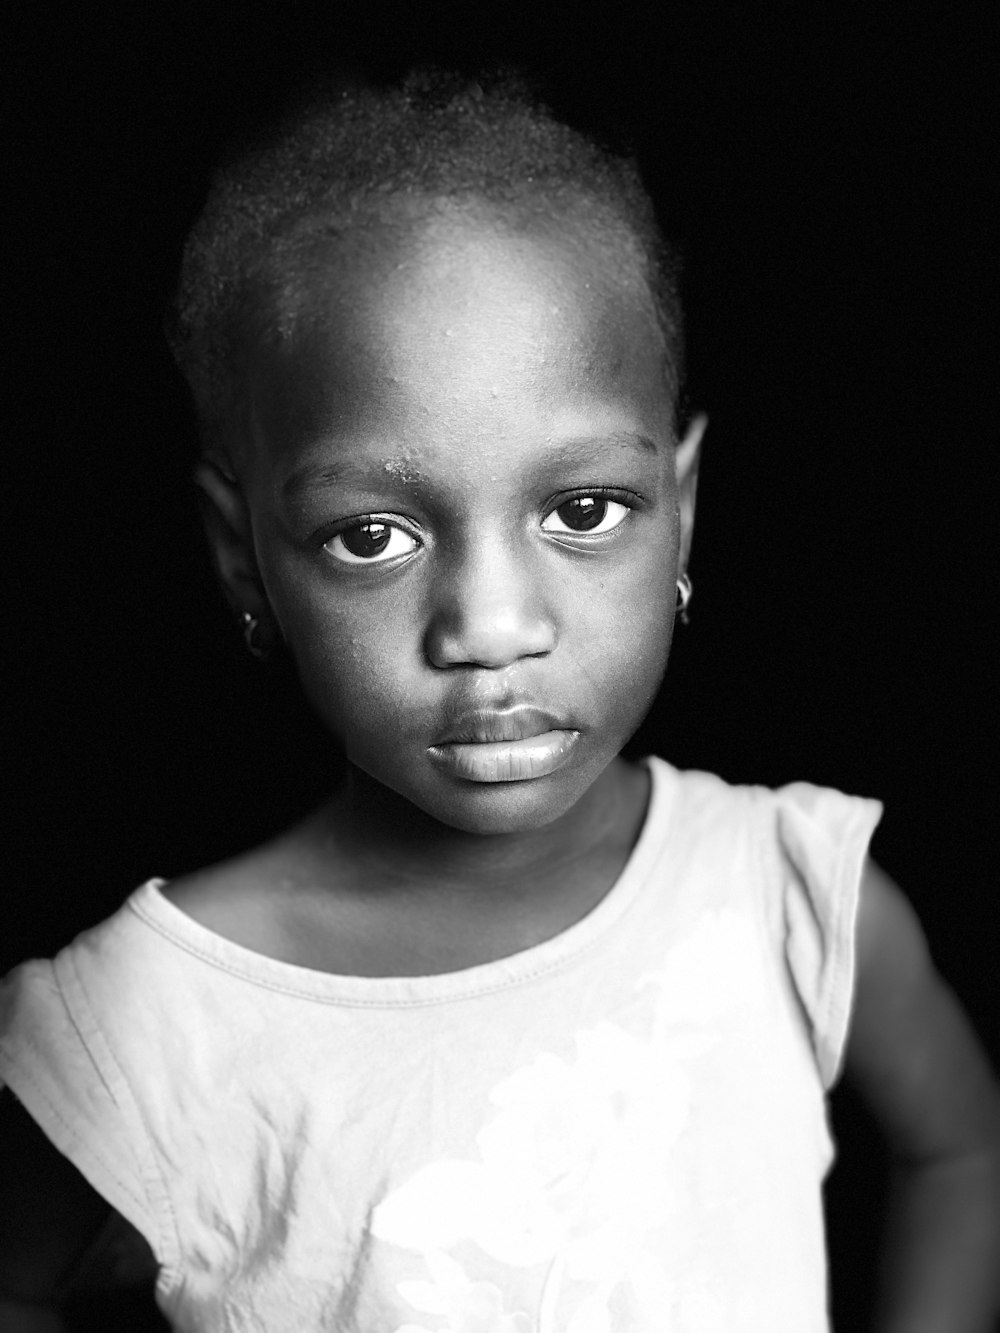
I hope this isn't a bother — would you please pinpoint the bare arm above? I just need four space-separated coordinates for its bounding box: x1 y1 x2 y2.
845 859 1000 1332
0 1302 68 1333
0 1088 159 1330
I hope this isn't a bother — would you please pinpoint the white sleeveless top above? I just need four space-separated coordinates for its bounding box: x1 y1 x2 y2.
0 758 881 1331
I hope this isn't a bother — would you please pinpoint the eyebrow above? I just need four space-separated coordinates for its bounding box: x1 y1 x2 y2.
280 432 658 500
553 432 658 458
281 459 426 501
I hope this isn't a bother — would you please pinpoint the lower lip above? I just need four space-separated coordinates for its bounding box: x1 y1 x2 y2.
427 729 580 783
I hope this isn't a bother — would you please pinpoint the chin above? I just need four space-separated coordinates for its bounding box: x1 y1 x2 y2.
412 761 612 837
431 792 577 837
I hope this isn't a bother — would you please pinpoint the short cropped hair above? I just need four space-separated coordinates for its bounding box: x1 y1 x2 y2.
168 69 685 459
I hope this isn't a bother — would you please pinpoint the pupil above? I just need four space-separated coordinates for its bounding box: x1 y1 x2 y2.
342 522 392 558
559 497 607 531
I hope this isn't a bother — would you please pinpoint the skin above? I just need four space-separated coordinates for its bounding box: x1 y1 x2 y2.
847 863 1000 1330
186 196 1000 1328
188 202 1000 1327
192 202 702 970
3 197 997 1332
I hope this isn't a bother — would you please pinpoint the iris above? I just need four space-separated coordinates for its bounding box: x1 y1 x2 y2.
341 521 393 558
556 497 607 531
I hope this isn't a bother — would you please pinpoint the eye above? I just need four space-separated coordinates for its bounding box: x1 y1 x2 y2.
323 519 420 565
541 495 631 537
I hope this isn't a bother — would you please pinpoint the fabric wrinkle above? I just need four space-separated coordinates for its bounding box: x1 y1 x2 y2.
0 757 880 1331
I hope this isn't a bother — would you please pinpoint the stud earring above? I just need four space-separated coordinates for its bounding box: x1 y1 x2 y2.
240 611 268 659
675 572 693 625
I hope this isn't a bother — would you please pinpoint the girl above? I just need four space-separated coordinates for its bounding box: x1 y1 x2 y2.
2 72 999 1333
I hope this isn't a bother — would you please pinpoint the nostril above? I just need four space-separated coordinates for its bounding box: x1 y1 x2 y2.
424 605 556 671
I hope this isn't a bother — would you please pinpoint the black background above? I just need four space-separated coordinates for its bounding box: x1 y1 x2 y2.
5 1 998 1328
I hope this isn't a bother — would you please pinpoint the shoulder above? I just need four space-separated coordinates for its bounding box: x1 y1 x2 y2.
645 759 764 842
652 757 880 822
161 848 295 958
159 810 361 967
654 761 882 878
160 801 326 916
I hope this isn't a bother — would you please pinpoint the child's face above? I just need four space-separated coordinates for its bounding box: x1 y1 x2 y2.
209 204 699 835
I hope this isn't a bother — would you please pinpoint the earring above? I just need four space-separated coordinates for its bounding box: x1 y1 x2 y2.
240 611 268 660
675 572 693 625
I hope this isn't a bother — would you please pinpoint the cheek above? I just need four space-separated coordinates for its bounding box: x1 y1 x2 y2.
263 564 413 736
547 541 674 744
602 527 678 694
260 509 677 755
308 621 405 726
607 573 675 697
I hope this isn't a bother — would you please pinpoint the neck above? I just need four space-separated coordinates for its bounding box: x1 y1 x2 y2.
310 756 648 912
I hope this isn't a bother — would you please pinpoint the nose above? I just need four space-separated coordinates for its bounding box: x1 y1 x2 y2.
424 539 557 670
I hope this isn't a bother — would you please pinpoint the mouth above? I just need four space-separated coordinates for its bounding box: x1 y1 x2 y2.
435 706 571 745
428 706 581 783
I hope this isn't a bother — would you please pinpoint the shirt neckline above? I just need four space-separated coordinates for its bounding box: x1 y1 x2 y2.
127 756 678 1007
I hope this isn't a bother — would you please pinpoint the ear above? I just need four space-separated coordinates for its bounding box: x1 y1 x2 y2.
675 412 706 574
193 458 270 620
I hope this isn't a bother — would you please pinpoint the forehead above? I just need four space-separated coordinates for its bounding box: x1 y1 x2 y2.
242 202 672 473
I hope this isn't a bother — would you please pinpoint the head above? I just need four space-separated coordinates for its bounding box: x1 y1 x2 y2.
169 71 703 836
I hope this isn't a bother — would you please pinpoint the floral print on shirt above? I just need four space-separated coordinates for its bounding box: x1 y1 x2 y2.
372 911 760 1332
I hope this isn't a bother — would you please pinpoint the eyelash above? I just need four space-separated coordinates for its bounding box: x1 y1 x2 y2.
322 516 421 565
320 489 640 566
540 492 632 538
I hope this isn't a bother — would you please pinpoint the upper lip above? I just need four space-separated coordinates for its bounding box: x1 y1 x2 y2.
434 705 573 744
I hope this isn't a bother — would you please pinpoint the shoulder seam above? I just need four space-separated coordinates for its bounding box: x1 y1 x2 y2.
54 950 182 1278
